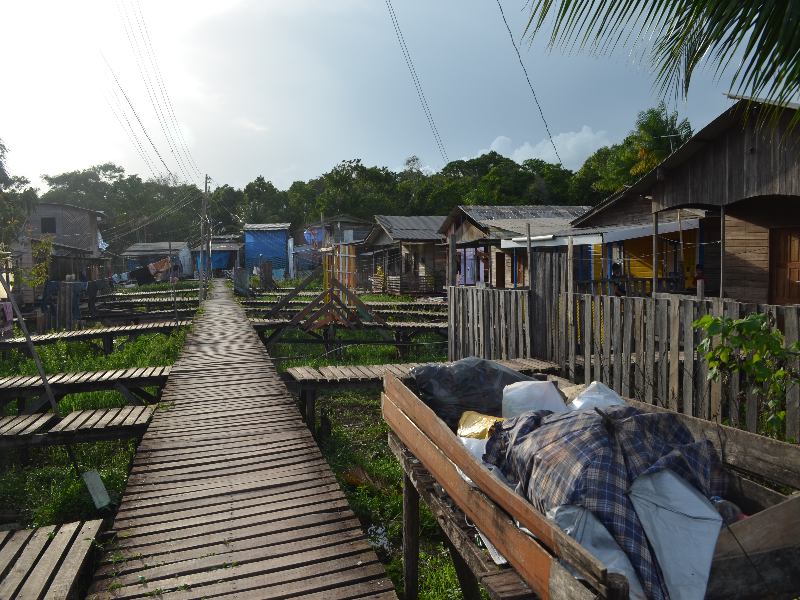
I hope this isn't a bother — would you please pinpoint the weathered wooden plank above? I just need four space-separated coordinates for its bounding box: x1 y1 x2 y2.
644 298 656 404
0 525 56 599
620 298 632 397
657 298 669 408
16 521 81 600
0 529 34 577
609 296 627 394
382 377 618 598
696 301 711 420
634 298 645 400
710 298 725 422
668 299 681 412
42 520 103 600
583 296 592 383
593 295 602 385
785 305 800 441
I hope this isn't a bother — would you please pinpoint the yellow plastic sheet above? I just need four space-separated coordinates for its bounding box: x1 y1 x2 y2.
457 411 504 439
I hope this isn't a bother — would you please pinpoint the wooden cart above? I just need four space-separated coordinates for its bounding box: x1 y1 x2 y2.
382 372 800 600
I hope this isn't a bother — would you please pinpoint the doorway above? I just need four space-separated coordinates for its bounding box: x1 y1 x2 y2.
495 252 505 288
769 227 800 305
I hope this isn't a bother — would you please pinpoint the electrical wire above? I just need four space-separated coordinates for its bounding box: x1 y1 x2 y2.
494 0 562 165
117 1 192 183
385 0 449 165
133 0 203 181
101 52 174 177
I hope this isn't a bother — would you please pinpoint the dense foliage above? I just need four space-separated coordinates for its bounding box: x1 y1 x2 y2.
0 137 40 247
8 102 692 257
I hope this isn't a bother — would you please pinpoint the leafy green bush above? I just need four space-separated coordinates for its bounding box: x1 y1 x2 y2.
695 311 799 441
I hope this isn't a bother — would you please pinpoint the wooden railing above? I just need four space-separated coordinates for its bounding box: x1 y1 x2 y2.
386 274 443 295
449 280 800 440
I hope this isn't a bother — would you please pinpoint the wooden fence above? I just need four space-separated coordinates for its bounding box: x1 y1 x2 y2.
448 255 800 440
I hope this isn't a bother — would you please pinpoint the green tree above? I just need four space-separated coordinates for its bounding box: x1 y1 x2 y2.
0 138 39 247
524 0 800 128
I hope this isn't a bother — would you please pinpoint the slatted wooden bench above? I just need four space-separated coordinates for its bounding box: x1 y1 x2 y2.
0 366 171 415
0 406 153 450
0 321 190 353
283 358 559 392
0 520 103 600
250 318 449 333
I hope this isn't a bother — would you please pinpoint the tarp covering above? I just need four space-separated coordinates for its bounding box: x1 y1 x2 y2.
197 252 232 270
484 406 727 600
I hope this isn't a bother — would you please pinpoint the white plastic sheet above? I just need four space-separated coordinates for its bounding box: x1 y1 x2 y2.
502 381 567 418
629 469 723 600
566 381 628 411
547 504 647 600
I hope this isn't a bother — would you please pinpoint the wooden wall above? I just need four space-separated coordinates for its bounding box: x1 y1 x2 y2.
724 196 800 303
652 107 800 212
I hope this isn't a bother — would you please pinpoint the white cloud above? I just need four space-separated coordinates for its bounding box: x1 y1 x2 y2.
479 126 611 170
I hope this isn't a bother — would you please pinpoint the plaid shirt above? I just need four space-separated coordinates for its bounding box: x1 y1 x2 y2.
484 407 727 600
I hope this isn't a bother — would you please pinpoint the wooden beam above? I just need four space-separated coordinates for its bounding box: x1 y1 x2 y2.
264 265 323 317
403 471 420 600
113 383 145 407
382 376 613 590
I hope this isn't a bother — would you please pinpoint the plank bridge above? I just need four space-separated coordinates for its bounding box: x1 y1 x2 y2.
89 280 396 600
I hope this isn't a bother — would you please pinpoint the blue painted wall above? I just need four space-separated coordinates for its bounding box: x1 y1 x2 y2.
245 229 288 273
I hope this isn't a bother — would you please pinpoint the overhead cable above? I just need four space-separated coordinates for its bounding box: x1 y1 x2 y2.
133 0 203 180
494 0 562 165
101 52 174 177
385 0 449 165
118 1 192 183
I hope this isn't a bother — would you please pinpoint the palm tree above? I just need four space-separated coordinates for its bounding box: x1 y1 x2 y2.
524 0 800 127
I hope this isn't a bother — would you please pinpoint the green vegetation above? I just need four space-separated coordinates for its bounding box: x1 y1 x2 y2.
0 137 39 247
115 281 203 294
0 327 188 528
315 390 487 599
31 100 695 260
696 311 799 442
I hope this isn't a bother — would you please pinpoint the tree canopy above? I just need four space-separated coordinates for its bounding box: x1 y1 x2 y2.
22 100 690 253
0 138 39 247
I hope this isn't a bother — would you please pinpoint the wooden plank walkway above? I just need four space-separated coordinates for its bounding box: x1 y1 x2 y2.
250 318 448 333
283 357 559 392
0 321 190 352
0 520 103 599
0 406 153 450
89 279 397 600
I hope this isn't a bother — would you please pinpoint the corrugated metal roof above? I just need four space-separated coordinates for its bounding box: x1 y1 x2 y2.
122 242 188 256
483 217 580 237
243 223 291 231
439 205 590 234
371 215 446 242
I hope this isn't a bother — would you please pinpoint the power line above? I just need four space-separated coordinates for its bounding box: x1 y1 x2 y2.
494 0 562 165
102 92 157 177
118 1 192 183
133 0 203 181
101 52 174 177
385 0 449 165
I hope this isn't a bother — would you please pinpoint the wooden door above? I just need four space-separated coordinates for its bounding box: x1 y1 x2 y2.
517 254 526 287
495 252 505 288
770 227 800 305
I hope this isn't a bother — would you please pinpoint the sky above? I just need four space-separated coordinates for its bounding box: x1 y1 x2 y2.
2 0 742 194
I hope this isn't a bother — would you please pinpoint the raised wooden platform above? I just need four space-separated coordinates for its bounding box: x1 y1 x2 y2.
0 406 153 450
0 321 189 352
0 520 103 599
88 279 397 600
282 357 559 392
250 318 448 333
0 366 171 415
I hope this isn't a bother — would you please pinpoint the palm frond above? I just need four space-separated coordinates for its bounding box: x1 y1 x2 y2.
525 0 800 128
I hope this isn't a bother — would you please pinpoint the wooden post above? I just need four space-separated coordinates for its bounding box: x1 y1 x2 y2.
448 235 457 288
305 390 317 436
567 237 575 382
697 278 705 301
720 205 726 298
444 537 482 600
652 212 659 296
403 471 419 600
526 224 532 289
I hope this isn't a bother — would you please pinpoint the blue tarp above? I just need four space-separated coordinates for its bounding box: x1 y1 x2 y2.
244 229 288 273
197 252 232 270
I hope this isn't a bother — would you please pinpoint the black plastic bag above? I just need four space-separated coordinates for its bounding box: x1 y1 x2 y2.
410 357 534 429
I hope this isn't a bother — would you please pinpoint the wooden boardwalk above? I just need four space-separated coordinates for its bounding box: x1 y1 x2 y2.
89 280 397 600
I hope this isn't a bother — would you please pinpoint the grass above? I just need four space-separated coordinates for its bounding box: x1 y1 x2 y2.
0 326 189 528
315 390 488 599
115 281 204 294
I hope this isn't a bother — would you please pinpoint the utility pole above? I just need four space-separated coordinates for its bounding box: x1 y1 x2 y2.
200 175 208 304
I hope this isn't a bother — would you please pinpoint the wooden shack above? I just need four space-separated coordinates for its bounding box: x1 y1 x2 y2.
593 97 800 304
363 215 446 294
439 205 588 288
